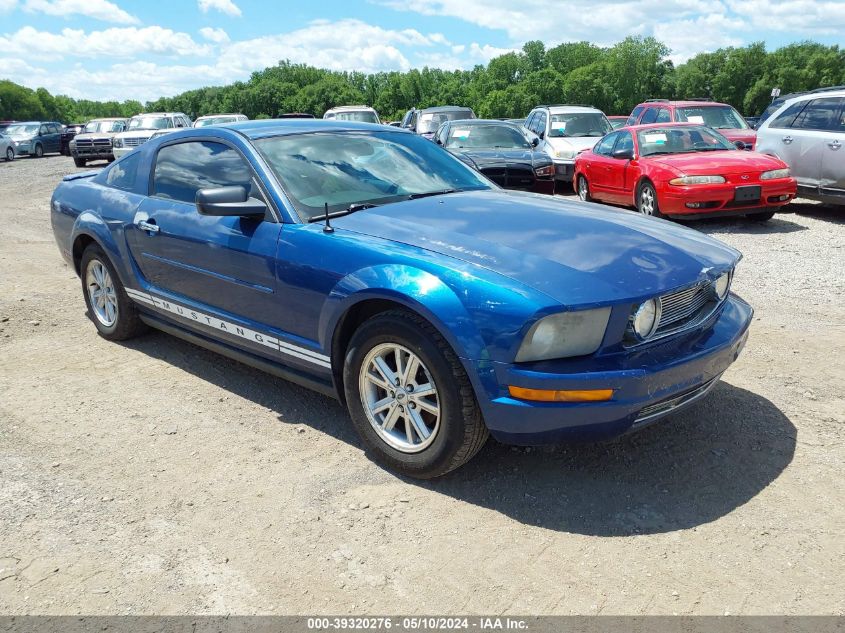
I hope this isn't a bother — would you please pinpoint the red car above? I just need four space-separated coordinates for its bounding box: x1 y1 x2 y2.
573 123 797 221
627 99 757 149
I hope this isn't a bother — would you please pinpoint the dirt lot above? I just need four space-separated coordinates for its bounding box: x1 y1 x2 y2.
1 155 843 615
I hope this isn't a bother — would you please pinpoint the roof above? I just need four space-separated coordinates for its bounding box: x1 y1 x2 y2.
225 118 409 139
325 105 376 111
88 117 127 121
624 122 711 131
442 118 521 127
419 105 474 113
539 105 601 113
779 88 845 103
643 100 732 108
196 113 244 118
131 112 187 117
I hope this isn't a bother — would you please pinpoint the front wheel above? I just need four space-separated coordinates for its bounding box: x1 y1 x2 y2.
73 156 86 168
4 146 13 161
33 143 44 158
576 174 592 202
80 244 147 341
637 181 663 218
343 310 488 479
746 211 775 222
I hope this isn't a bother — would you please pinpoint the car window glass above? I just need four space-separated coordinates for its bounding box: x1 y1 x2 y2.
445 124 530 149
639 108 659 124
594 133 618 156
790 98 844 131
675 105 749 129
39 125 48 135
105 153 141 191
768 101 808 129
153 141 257 204
53 124 61 133
549 112 611 138
655 108 671 123
627 105 644 125
614 131 634 155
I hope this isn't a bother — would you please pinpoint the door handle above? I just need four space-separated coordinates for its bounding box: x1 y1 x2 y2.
137 219 159 234
828 140 842 150
782 136 793 144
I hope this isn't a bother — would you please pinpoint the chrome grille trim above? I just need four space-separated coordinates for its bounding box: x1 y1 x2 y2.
633 373 722 426
122 137 148 147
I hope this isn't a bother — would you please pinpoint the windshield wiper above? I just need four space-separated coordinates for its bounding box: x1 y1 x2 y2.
407 189 458 200
307 202 378 223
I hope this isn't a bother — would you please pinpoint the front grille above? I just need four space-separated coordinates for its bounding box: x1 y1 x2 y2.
633 374 721 426
122 137 147 147
75 138 112 149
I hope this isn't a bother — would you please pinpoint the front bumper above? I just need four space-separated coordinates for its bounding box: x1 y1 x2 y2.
71 146 114 159
660 179 796 217
553 160 575 181
112 146 134 158
467 294 753 445
13 142 32 155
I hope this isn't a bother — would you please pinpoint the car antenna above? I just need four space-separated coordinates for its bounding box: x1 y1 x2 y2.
323 202 334 233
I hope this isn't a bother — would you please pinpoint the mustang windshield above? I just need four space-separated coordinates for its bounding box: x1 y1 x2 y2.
128 116 172 130
637 126 736 157
255 131 492 220
549 113 612 138
445 125 530 149
675 105 749 129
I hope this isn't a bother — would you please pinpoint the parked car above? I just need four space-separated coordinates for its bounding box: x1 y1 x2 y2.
755 89 845 205
754 86 845 129
51 120 752 478
69 118 128 167
523 105 613 186
627 99 757 149
112 112 191 159
0 121 16 133
193 114 248 128
1 132 15 161
3 121 63 157
608 115 629 129
60 123 85 155
434 119 554 194
323 106 380 124
574 123 796 221
400 106 476 139
744 116 760 128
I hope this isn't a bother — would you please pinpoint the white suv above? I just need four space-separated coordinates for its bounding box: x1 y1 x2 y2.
523 105 613 185
113 112 192 158
755 89 845 205
323 106 381 124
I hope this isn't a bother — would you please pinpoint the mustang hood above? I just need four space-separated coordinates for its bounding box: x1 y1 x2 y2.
332 190 740 307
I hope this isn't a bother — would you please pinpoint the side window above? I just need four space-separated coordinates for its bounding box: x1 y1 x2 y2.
39 125 48 136
655 108 671 123
52 124 62 133
768 101 809 129
640 108 659 124
594 133 619 156
534 112 547 136
437 123 449 145
627 106 644 126
790 98 845 131
613 131 634 155
524 112 536 132
105 153 141 191
153 141 257 204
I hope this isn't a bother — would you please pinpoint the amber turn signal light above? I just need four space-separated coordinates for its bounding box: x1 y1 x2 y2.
508 386 614 402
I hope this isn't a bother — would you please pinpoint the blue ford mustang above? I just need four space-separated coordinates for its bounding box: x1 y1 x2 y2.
51 120 752 478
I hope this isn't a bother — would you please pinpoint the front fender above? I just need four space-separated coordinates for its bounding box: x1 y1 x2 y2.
320 264 489 362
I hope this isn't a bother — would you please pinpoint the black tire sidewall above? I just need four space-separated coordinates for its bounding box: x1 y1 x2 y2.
34 144 43 158
343 313 475 478
5 147 12 161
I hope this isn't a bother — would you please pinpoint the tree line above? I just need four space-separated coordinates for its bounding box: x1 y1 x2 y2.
2 37 843 124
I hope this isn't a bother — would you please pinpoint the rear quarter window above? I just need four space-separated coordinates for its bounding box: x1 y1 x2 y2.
104 153 141 191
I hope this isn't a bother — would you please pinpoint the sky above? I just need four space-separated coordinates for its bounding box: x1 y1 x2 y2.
1 0 843 103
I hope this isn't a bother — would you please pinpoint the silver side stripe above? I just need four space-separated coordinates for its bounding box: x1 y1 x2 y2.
125 288 332 369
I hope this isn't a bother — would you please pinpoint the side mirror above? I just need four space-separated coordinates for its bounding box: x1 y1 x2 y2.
537 130 545 140
612 148 634 160
734 140 747 150
196 186 266 219
531 136 540 147
435 138 443 145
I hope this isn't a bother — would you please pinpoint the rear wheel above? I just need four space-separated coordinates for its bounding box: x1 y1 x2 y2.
343 309 488 479
80 244 146 341
73 156 86 168
637 181 663 218
576 174 591 202
4 146 13 161
746 211 775 222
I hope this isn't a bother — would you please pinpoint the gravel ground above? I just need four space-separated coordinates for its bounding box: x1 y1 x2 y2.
0 155 843 615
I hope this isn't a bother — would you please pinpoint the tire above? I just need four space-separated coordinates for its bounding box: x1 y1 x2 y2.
80 244 147 341
4 146 13 162
746 211 775 222
33 143 44 158
73 156 86 168
637 181 663 218
107 157 115 163
343 309 488 479
576 174 592 202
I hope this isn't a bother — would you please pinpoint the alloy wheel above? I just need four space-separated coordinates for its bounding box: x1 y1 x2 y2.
639 185 656 215
85 259 118 327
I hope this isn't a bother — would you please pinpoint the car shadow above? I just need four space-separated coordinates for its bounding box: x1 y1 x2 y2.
790 201 845 225
683 214 808 235
120 331 795 537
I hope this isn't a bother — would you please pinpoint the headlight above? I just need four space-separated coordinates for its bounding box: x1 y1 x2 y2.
714 270 732 300
555 149 576 160
515 307 611 362
113 138 123 147
760 168 789 180
669 175 726 185
630 299 660 341
69 140 76 148
534 165 555 178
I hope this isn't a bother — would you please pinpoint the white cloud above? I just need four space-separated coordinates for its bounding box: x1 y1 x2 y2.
23 0 138 24
199 26 229 43
0 26 211 60
654 13 746 63
0 0 17 13
198 0 241 17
